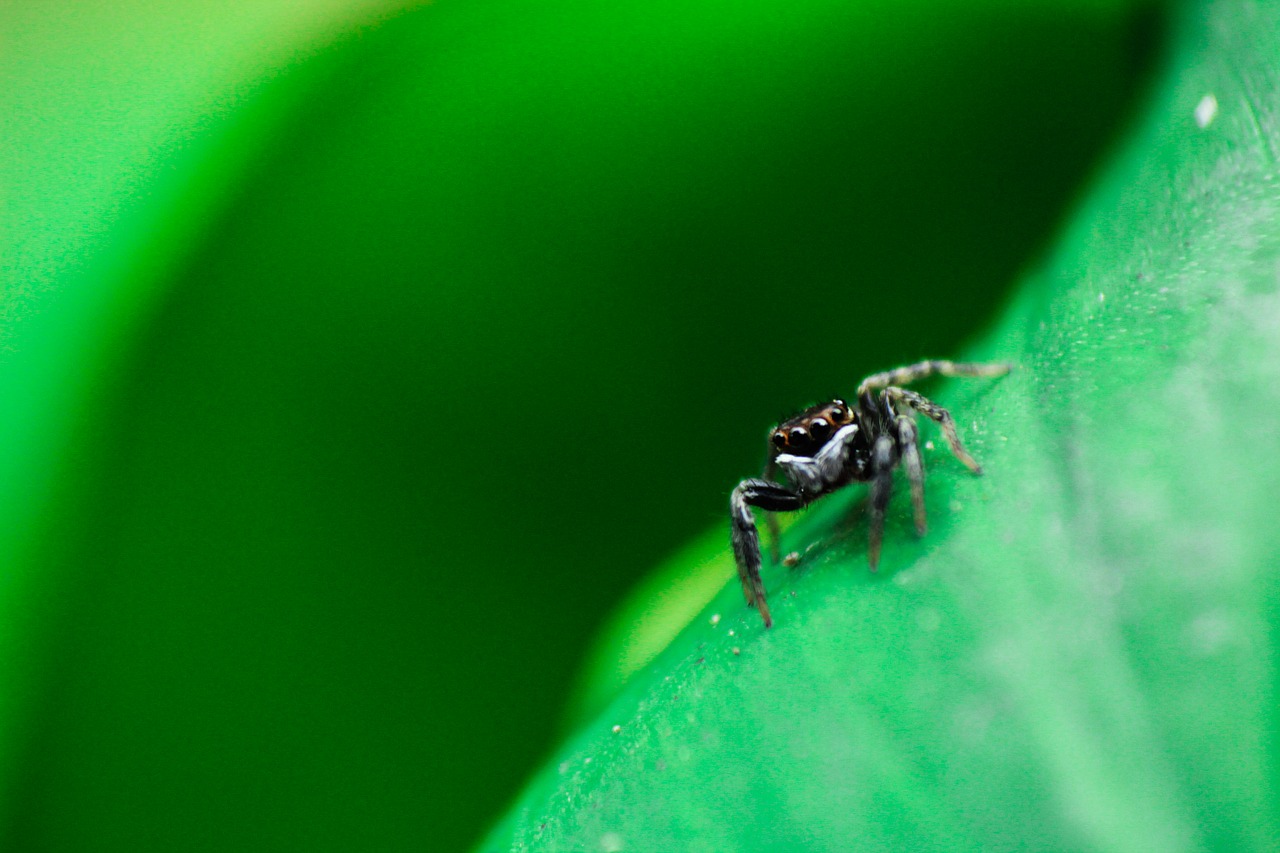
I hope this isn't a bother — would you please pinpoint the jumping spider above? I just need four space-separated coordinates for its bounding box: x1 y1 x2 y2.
730 359 1011 628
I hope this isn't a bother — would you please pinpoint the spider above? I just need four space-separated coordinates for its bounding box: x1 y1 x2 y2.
729 359 1011 628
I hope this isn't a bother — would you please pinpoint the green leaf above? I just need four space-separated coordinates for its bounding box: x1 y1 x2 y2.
482 1 1280 850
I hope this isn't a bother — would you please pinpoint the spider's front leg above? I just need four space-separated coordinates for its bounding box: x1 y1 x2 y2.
857 359 1011 396
886 386 985 473
761 457 784 564
730 479 806 628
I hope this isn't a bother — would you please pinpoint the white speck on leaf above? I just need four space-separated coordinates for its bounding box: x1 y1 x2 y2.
1194 93 1218 128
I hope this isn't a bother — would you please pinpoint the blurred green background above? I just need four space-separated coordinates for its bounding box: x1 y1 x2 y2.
1 0 1158 850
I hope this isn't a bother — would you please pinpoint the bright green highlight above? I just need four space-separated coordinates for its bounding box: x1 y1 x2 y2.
571 529 735 721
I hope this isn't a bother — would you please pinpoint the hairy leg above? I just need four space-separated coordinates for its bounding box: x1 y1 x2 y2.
730 479 806 628
894 412 927 535
762 457 783 563
857 359 1010 396
886 386 984 474
867 434 896 571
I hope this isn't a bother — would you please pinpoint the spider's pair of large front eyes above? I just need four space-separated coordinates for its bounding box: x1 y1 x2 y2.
773 417 834 450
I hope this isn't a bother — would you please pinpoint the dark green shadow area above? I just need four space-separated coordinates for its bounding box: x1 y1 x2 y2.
2 1 1156 851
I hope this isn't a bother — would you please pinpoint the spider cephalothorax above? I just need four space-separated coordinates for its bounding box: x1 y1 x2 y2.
769 401 857 456
730 359 1011 628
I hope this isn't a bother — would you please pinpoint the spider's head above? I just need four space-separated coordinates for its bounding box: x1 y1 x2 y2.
770 400 856 458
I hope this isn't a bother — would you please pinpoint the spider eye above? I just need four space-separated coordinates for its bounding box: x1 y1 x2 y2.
829 406 845 421
809 418 831 441
771 431 787 449
788 427 809 446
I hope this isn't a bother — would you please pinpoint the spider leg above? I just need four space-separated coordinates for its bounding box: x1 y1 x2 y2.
762 457 783 564
867 434 896 571
857 359 1011 396
894 410 927 535
886 386 984 474
730 479 806 628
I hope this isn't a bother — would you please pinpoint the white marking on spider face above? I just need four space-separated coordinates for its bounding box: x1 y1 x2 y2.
823 424 859 448
778 424 859 491
814 424 858 465
1194 93 1218 128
